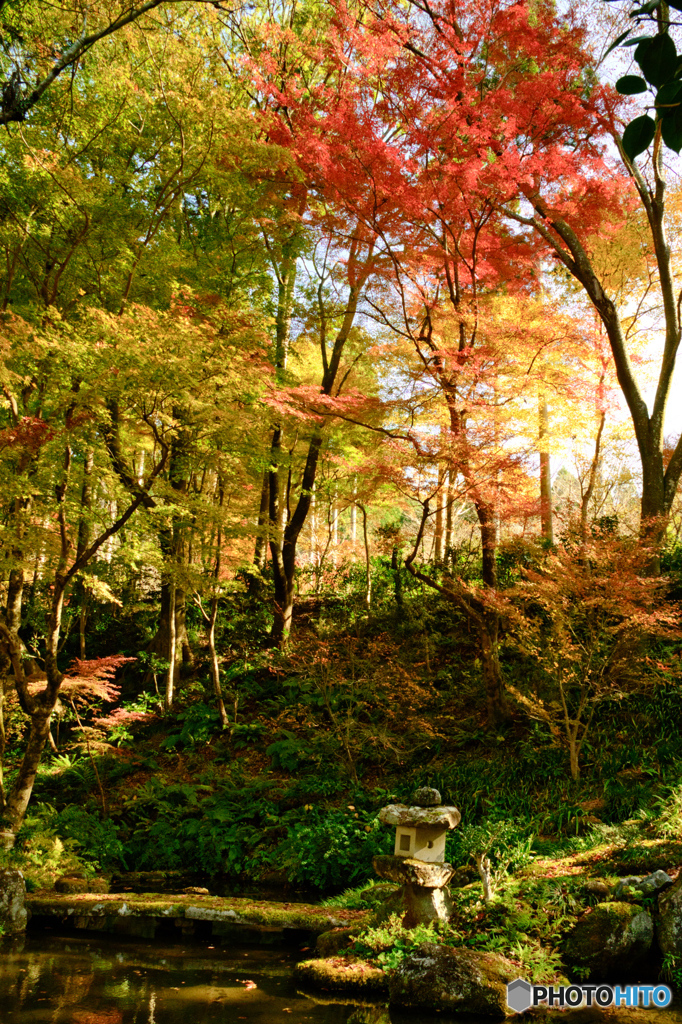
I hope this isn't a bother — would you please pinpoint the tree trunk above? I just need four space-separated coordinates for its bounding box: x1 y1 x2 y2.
391 546 404 608
434 467 445 562
0 675 5 812
6 712 52 827
148 582 192 680
476 503 498 589
207 599 228 728
165 581 176 712
359 503 371 611
569 740 580 782
253 468 269 569
475 853 493 904
580 411 606 545
444 469 454 564
538 395 553 544
270 567 295 645
350 479 357 560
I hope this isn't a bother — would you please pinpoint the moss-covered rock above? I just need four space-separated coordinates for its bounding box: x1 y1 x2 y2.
316 926 358 956
564 901 653 980
54 876 109 894
294 956 388 995
27 890 369 937
0 869 27 935
388 943 516 1017
657 875 682 955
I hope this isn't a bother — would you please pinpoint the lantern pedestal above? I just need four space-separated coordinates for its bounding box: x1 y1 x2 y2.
373 854 454 926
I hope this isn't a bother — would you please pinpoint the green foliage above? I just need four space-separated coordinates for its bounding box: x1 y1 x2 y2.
321 882 398 910
613 17 682 157
160 702 226 750
277 808 392 889
50 806 127 872
267 729 309 771
622 115 656 161
661 953 682 990
454 818 533 868
352 914 446 970
8 803 93 887
231 722 267 749
453 817 533 900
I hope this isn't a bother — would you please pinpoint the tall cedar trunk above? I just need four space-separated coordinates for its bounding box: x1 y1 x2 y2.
253 468 269 569
538 396 553 544
207 599 228 728
165 581 176 711
0 674 5 811
148 409 195 672
148 581 192 679
206 484 228 727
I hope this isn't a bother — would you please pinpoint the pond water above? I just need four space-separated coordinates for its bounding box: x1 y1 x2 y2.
0 934 362 1024
3 933 682 1024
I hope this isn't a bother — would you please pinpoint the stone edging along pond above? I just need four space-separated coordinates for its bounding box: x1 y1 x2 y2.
26 890 369 942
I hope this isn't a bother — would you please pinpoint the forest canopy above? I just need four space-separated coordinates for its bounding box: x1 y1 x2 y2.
0 0 680 894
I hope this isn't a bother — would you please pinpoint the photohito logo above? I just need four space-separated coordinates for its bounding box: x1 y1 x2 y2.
506 979 673 1012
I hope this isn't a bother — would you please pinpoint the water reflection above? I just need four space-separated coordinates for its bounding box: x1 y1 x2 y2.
3 935 682 1024
0 935 354 1024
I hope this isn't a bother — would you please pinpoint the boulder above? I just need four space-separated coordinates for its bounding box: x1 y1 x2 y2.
564 902 653 980
0 831 15 851
613 876 642 899
0 869 27 934
656 876 682 955
636 870 672 897
450 865 477 888
606 870 672 903
54 875 109 894
388 943 516 1016
295 956 388 995
584 879 610 898
316 926 356 956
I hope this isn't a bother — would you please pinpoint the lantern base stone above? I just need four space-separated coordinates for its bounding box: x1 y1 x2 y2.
401 882 453 927
373 855 454 928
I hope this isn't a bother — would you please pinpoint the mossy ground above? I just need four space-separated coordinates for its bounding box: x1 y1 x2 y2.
294 956 388 995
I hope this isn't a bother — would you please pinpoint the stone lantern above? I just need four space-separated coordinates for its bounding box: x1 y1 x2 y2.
374 786 461 927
